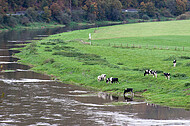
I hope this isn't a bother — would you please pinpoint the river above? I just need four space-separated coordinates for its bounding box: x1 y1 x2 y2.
0 27 190 126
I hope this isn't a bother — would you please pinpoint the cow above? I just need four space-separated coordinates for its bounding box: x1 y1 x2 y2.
123 88 134 98
97 76 104 81
164 73 170 80
101 74 106 81
144 69 157 78
151 70 157 78
106 77 119 83
97 74 106 81
144 69 150 76
173 60 176 67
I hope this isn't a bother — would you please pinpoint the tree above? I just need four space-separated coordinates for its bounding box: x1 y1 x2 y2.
42 6 51 22
25 7 38 22
0 0 8 14
176 0 187 15
50 2 62 19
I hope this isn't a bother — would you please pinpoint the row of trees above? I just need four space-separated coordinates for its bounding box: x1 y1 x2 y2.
0 0 190 27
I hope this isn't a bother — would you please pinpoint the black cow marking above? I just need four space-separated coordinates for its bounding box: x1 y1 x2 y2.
123 88 133 96
164 73 170 80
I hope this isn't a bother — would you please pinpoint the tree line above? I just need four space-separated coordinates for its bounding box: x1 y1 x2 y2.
0 0 190 28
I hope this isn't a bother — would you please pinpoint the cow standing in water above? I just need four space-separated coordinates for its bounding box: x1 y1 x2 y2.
173 60 176 67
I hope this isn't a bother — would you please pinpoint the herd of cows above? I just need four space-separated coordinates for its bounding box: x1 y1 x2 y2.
97 60 177 96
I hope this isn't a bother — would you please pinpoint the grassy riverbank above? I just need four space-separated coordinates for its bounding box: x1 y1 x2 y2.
16 20 190 109
0 22 65 32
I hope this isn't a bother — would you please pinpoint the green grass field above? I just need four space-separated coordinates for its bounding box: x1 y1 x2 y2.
16 20 190 109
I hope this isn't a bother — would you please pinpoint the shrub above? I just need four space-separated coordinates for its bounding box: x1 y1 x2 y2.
26 42 38 54
142 14 150 20
3 15 18 27
55 12 71 25
160 9 174 18
71 9 85 22
185 83 190 87
43 58 55 64
176 12 190 20
173 73 187 79
21 16 30 26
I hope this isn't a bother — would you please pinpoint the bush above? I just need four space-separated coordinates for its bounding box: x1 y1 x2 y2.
3 15 18 27
72 9 85 22
142 14 150 20
55 12 71 25
176 12 190 20
43 58 55 64
21 16 30 26
25 7 38 22
160 9 174 18
125 12 139 19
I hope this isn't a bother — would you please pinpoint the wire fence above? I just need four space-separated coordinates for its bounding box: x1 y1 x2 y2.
90 43 188 52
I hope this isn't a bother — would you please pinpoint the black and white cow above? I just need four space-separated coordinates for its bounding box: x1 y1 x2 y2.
164 73 170 80
151 70 157 78
97 74 106 81
106 77 119 83
173 60 176 67
144 69 151 76
144 69 157 78
123 88 133 96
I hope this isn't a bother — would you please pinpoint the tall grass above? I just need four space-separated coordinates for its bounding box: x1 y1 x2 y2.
16 20 190 109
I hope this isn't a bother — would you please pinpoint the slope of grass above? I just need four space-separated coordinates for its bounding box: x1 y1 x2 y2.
16 20 190 109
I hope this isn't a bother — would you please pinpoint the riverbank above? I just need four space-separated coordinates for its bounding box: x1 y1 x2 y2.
16 20 190 109
0 21 122 33
0 22 65 32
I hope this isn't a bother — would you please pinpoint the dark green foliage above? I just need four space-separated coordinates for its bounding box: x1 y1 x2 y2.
43 58 55 64
44 49 52 52
25 42 38 54
117 62 124 65
41 41 56 45
53 45 74 51
142 14 150 20
3 15 18 27
173 73 187 79
180 56 190 59
184 83 190 87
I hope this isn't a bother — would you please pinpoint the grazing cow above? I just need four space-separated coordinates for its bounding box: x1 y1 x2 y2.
144 69 150 76
144 69 153 76
144 69 157 78
164 73 170 80
106 77 119 83
101 74 106 81
173 60 176 67
97 76 104 81
97 74 106 81
151 71 157 78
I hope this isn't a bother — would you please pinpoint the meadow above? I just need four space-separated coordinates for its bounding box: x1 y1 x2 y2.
16 20 190 109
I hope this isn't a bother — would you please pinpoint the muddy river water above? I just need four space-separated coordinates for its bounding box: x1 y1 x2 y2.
0 27 190 126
